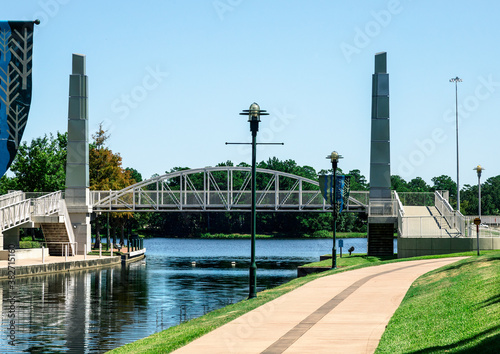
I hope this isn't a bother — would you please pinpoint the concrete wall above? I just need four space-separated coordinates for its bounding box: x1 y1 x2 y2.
0 248 49 260
398 237 500 258
0 256 121 279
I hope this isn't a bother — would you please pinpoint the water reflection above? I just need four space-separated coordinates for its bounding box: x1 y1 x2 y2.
1 262 149 353
0 238 393 352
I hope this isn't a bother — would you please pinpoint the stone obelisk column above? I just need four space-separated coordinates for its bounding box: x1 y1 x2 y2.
65 54 91 253
368 52 395 256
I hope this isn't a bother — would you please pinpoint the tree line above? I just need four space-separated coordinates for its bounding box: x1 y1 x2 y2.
0 129 497 240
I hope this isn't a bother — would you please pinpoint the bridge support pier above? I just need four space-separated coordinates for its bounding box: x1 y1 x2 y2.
65 54 91 254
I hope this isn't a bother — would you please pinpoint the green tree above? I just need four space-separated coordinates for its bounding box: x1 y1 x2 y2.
391 175 409 192
462 175 500 216
90 127 134 190
481 175 500 215
0 175 18 194
348 169 368 191
125 167 142 183
8 132 67 192
431 175 457 206
89 125 135 248
408 177 431 192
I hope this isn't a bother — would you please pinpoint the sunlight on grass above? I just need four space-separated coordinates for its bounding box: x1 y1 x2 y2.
376 251 500 353
108 251 499 353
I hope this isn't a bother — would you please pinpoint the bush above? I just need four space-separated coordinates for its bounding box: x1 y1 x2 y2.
19 241 41 249
312 230 331 238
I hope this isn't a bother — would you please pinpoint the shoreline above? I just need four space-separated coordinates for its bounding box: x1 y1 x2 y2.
136 232 376 239
108 251 479 353
0 249 146 280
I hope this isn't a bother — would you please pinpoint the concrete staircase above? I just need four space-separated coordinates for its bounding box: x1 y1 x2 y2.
40 223 75 256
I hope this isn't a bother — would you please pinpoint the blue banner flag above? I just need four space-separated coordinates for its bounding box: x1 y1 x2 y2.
319 174 350 213
0 21 35 176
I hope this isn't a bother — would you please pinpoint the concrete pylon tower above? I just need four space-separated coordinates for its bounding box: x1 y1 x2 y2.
367 52 395 256
65 54 91 253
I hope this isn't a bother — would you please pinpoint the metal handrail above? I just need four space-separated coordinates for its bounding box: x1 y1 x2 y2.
0 199 31 231
39 241 78 256
434 191 455 229
399 215 462 238
33 191 62 216
0 191 25 209
394 190 405 217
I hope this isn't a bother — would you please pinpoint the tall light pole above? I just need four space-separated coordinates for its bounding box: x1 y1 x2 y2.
474 165 484 219
450 76 462 212
326 151 342 269
473 165 484 256
227 103 282 299
240 103 268 299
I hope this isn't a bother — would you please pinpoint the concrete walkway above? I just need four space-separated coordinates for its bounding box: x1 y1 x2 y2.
0 253 117 268
173 257 466 354
0 247 145 279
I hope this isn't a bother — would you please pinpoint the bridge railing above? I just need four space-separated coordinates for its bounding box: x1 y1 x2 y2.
91 189 370 212
0 199 31 231
397 190 466 238
0 191 25 209
399 215 462 238
91 189 330 211
368 199 397 216
33 191 62 216
466 215 500 226
397 192 435 206
434 191 455 229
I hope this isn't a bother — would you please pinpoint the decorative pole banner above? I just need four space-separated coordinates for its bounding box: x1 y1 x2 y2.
319 174 351 214
0 21 36 176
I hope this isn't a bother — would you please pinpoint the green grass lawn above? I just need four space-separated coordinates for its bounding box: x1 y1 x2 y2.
302 253 397 268
108 251 500 353
376 251 500 353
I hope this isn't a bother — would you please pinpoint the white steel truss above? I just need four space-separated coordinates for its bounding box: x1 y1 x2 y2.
0 191 63 231
90 167 369 213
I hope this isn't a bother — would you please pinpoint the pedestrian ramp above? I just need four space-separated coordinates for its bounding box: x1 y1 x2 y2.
397 192 464 238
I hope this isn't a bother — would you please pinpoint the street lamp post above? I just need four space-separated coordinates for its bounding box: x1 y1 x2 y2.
474 165 484 256
450 76 462 212
326 151 343 269
240 103 268 299
474 165 484 220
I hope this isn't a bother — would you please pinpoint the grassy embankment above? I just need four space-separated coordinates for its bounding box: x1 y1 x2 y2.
108 251 499 353
376 251 500 353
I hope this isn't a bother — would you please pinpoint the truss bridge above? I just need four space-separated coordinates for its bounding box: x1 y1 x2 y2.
90 167 368 213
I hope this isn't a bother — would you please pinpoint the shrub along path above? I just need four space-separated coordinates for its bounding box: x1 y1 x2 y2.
171 257 466 353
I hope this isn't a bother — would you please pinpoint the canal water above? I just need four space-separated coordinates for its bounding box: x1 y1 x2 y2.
0 238 396 353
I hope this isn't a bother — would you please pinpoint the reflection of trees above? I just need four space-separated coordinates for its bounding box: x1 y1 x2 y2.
0 262 149 352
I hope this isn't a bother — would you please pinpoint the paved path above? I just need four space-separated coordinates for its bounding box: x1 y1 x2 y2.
173 257 466 354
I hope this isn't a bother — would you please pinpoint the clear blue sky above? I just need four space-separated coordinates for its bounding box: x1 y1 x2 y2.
3 0 499 187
